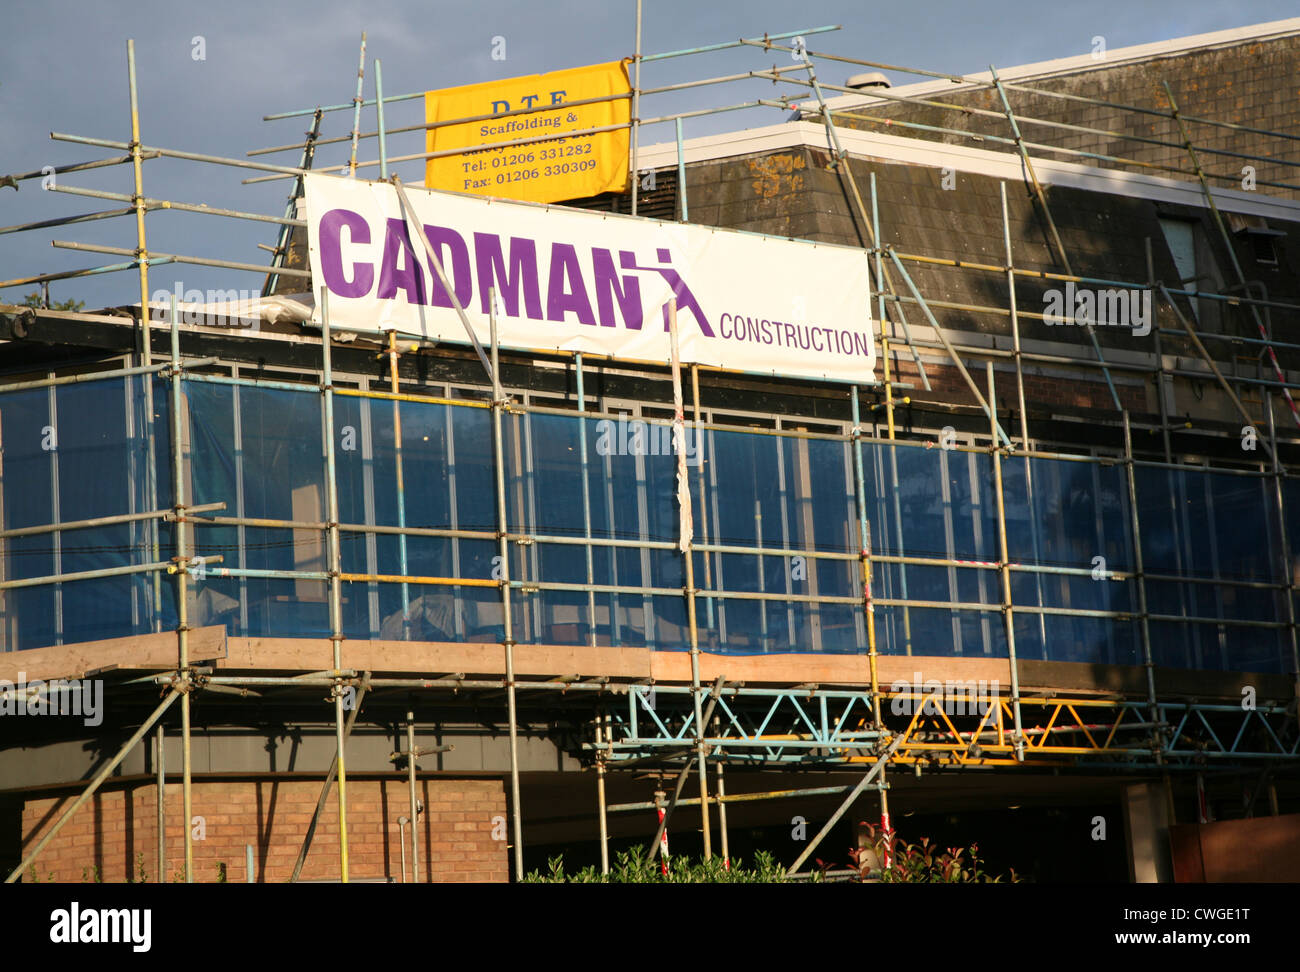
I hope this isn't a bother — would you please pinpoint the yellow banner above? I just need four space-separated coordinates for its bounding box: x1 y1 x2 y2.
424 61 631 204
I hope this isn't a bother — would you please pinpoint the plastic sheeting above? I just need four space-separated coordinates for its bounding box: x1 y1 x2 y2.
0 374 1293 673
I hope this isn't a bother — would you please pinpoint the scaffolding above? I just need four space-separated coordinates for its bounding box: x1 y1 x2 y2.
3 21 1300 883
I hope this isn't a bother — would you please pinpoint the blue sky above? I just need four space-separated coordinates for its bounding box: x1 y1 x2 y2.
1 0 1295 309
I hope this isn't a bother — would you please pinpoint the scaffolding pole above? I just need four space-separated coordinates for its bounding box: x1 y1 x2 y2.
289 671 370 882
989 66 1122 413
988 364 1025 758
489 290 525 879
669 298 712 859
1162 80 1300 429
786 734 902 876
155 724 165 883
4 688 182 884
320 288 351 881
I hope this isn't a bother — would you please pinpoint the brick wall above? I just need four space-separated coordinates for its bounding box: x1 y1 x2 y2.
886 356 1148 417
20 777 507 884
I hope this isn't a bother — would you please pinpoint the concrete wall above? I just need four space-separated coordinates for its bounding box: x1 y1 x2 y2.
19 777 507 884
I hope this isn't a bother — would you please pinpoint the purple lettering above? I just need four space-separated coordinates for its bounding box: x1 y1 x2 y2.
594 250 643 329
318 209 374 299
474 233 542 319
377 218 428 305
424 225 473 309
546 243 596 325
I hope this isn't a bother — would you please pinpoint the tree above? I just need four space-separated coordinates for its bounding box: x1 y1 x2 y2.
21 291 84 312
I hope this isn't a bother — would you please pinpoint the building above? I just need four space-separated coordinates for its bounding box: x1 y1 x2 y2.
2 18 1299 884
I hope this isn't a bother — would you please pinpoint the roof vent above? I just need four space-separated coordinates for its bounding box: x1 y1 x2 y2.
845 72 890 90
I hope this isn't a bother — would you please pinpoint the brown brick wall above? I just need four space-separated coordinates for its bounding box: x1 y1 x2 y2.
885 356 1148 417
20 777 507 884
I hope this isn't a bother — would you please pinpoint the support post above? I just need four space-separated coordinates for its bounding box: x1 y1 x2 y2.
167 296 194 884
712 714 730 868
320 288 350 882
669 298 711 859
375 59 388 181
575 352 597 646
645 678 725 863
631 0 642 216
691 364 715 637
347 33 367 177
289 671 370 882
987 363 1025 759
595 709 610 875
490 289 525 879
126 40 149 365
675 116 688 220
384 330 412 637
999 182 1029 447
155 724 165 883
787 735 901 876
1122 412 1161 755
850 386 892 834
406 711 420 884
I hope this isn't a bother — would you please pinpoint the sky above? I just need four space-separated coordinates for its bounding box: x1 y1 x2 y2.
1 0 1296 309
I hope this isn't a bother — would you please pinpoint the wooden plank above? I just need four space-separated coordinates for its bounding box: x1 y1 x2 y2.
0 625 227 682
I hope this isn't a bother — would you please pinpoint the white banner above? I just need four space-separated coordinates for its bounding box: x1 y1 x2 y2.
304 173 874 381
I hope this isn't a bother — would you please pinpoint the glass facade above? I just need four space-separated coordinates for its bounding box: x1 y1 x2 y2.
0 374 1292 674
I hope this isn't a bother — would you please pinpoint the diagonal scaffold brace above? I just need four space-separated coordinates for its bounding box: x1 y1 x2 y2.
786 732 903 876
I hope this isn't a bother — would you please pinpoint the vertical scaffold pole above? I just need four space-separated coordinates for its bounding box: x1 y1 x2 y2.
999 183 1028 447
406 711 420 884
320 289 350 882
669 298 711 859
691 365 715 637
490 288 525 878
850 386 890 833
630 0 642 216
712 714 730 868
1002 183 1047 650
167 296 194 883
990 65 1121 413
348 33 367 177
376 59 388 181
129 39 163 632
385 330 412 637
1122 411 1161 757
675 117 688 220
595 709 609 875
155 724 165 883
127 40 149 363
575 353 597 646
871 174 912 655
987 364 1024 759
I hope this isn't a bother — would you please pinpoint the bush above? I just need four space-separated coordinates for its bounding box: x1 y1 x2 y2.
524 849 799 883
848 822 1017 883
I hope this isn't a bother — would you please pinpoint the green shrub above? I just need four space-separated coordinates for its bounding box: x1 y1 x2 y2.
848 822 1017 883
524 849 798 883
